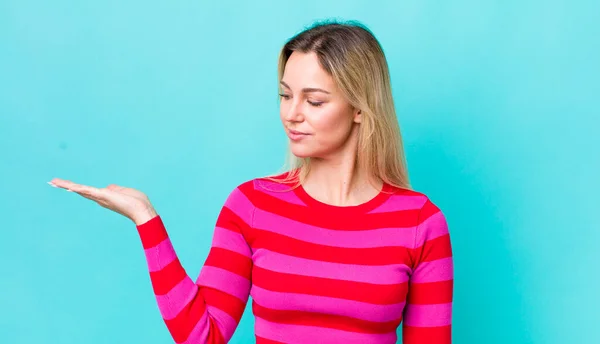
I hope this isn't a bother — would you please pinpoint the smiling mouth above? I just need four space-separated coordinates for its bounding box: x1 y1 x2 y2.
287 129 310 141
289 129 309 135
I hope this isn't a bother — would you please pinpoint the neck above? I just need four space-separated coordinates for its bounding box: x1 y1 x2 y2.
301 131 382 207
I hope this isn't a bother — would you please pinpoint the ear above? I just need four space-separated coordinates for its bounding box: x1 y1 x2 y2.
353 109 362 123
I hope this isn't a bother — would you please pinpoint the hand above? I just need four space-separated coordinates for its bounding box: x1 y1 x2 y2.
48 178 158 225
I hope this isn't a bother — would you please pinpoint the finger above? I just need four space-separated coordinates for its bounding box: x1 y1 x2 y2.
50 179 99 196
53 180 102 199
73 185 105 200
49 178 81 191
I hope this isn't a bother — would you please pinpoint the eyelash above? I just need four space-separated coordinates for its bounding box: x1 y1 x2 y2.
278 93 323 107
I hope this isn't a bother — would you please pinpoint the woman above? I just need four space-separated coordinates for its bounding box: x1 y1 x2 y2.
49 20 453 344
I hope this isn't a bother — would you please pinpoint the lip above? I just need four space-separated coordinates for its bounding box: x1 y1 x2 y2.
287 129 310 141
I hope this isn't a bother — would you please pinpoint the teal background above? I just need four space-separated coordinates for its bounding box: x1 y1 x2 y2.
1 1 598 343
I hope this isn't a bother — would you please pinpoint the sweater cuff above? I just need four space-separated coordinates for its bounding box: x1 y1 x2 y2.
135 215 169 249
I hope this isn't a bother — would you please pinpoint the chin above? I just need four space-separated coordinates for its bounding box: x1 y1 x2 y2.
289 145 316 159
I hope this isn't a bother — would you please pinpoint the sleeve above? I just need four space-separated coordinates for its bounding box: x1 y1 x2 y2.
402 197 454 344
135 184 255 344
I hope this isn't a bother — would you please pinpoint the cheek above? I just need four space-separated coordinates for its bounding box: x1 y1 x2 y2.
310 108 354 141
288 107 354 158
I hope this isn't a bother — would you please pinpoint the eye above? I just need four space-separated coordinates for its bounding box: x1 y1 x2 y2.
308 100 323 107
278 93 290 100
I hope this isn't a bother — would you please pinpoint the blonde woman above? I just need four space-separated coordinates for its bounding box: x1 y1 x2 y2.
50 20 454 344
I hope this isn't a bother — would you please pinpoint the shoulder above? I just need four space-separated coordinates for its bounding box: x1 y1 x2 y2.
226 171 295 201
395 188 449 242
385 185 447 228
385 184 439 212
245 171 297 193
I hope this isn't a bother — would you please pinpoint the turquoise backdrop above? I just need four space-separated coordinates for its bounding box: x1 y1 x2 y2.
1 1 598 343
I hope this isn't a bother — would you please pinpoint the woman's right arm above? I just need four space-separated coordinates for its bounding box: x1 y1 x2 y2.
135 184 255 344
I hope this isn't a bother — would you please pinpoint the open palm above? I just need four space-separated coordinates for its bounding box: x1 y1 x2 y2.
49 178 157 225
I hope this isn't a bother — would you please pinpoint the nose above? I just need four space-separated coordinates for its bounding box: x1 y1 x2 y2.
282 98 303 123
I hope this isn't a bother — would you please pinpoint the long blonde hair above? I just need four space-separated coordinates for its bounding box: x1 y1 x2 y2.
266 19 411 191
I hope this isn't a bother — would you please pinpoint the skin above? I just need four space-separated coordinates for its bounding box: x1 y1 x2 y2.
49 51 382 225
280 51 382 206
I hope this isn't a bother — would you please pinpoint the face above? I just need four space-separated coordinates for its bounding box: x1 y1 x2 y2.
279 51 361 159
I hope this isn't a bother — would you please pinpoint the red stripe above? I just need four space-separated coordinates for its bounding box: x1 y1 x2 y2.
216 206 251 233
200 287 247 322
418 234 453 263
204 247 252 277
248 228 412 265
136 215 169 249
149 258 187 295
237 179 257 196
252 266 408 305
407 280 454 304
420 198 441 222
252 301 401 334
250 185 423 230
402 324 451 344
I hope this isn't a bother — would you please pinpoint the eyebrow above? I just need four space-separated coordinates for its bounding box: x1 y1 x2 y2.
280 81 331 94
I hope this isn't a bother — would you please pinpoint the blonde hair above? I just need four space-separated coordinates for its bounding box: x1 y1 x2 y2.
266 19 411 191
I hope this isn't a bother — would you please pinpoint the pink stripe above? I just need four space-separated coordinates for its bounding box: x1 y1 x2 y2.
411 257 454 283
254 179 306 206
211 226 252 258
255 316 397 344
368 194 426 214
253 249 410 285
224 187 255 226
250 285 405 323
181 309 210 344
254 208 417 248
144 238 177 272
415 210 449 245
403 302 452 327
156 277 199 320
196 266 251 302
206 306 238 342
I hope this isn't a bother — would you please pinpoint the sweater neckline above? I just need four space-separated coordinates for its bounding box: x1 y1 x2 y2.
293 181 394 215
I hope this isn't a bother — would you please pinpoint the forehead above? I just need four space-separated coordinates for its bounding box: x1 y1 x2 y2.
282 51 335 90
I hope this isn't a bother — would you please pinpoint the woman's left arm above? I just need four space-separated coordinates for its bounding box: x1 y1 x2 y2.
402 197 454 344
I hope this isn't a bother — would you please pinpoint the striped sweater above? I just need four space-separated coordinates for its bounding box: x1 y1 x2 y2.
135 176 454 343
